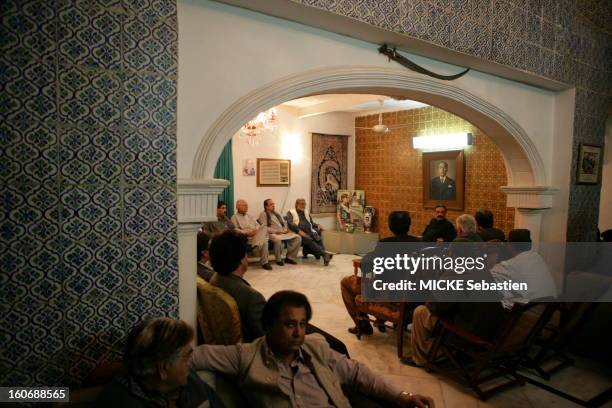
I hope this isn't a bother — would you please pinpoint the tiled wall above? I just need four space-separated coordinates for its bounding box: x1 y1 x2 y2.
355 107 514 238
291 0 612 241
0 0 178 387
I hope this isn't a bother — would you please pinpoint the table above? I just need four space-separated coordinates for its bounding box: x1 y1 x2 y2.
322 230 378 255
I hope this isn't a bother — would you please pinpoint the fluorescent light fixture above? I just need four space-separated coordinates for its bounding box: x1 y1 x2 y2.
412 133 472 151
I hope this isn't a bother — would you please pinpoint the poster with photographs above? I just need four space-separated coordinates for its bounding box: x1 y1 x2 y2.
336 189 365 232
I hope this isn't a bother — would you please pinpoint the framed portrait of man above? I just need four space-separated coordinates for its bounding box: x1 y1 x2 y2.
422 150 465 210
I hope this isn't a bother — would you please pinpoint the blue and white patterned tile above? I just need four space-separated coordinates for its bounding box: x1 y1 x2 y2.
62 238 125 299
124 129 176 184
427 5 452 48
122 72 176 130
122 13 177 76
60 184 122 241
4 183 59 254
0 121 59 185
451 20 492 60
540 20 554 49
0 301 64 370
524 12 542 44
124 237 178 323
123 0 176 24
124 235 178 311
1 57 56 122
491 30 525 69
404 2 433 41
0 0 57 64
60 126 122 185
492 0 525 37
554 25 570 55
63 295 126 360
124 185 176 237
58 4 122 69
523 42 541 73
537 46 555 78
58 65 122 127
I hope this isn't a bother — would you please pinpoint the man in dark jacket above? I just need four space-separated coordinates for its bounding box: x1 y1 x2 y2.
422 205 457 242
475 208 505 241
95 318 223 408
208 230 266 342
196 231 214 281
341 211 421 334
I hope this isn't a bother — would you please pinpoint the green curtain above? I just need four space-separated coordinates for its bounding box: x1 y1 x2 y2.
214 139 234 217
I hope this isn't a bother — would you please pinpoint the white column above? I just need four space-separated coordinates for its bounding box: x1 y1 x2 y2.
177 178 229 328
178 222 202 328
501 186 559 243
514 208 546 244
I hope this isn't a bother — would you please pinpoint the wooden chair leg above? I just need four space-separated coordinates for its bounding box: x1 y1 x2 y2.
397 322 404 359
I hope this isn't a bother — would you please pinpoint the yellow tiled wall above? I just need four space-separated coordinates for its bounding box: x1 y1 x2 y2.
355 106 515 238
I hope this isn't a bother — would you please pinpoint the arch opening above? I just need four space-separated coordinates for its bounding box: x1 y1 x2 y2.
191 66 546 189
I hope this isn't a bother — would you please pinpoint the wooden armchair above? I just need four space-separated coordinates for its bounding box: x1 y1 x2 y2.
351 259 416 359
196 277 242 345
425 301 557 400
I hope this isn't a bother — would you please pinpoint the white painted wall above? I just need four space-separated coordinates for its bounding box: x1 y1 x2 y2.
230 107 354 230
177 0 558 187
599 117 612 233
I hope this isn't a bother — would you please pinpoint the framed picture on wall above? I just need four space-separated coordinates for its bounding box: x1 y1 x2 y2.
257 158 291 186
422 150 465 210
576 144 603 185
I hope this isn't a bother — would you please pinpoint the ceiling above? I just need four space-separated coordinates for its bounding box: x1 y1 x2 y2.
280 94 428 118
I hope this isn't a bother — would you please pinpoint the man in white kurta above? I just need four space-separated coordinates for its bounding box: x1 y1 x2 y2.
258 199 301 266
231 199 272 270
490 229 557 308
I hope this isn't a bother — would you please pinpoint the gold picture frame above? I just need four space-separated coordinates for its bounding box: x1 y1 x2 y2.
256 158 291 186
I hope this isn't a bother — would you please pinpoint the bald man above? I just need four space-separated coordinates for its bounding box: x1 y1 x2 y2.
231 199 272 270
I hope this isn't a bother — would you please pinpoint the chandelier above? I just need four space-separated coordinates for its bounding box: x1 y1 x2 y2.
240 108 280 145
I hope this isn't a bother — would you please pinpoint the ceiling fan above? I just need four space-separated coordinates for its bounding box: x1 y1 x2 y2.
354 99 406 133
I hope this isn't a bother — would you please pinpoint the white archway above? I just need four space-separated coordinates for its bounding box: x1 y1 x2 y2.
191 66 547 187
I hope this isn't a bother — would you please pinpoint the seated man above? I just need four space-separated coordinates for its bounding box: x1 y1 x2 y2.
403 234 504 367
202 200 235 237
491 229 557 307
453 214 483 242
209 231 348 353
231 199 273 270
422 205 457 242
474 208 505 242
286 198 333 266
196 231 214 281
342 211 421 335
258 198 300 266
95 318 223 407
192 290 435 408
209 230 266 342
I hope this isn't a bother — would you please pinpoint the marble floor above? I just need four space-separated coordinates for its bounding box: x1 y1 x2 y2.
246 254 612 408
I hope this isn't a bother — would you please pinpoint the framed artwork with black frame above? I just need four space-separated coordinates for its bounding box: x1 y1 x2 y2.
576 144 603 185
422 150 465 211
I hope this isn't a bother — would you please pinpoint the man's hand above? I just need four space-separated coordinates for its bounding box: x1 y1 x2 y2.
247 228 258 237
317 224 324 232
398 392 435 408
298 230 307 238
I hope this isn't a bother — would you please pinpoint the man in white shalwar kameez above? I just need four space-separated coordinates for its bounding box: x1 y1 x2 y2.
258 199 301 266
231 199 273 270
